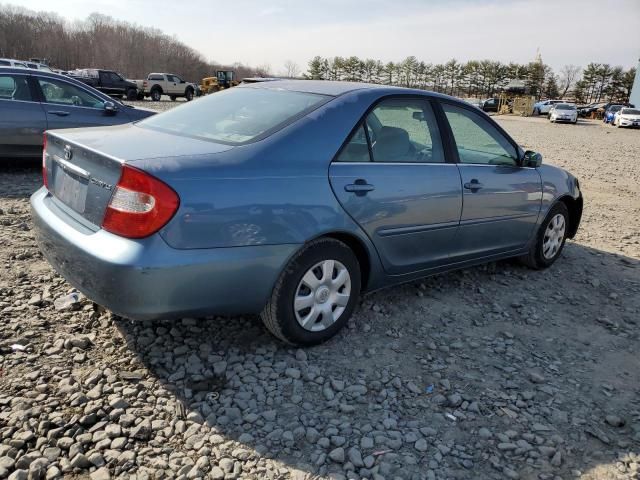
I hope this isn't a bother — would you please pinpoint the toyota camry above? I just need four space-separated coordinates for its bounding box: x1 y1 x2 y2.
31 80 583 345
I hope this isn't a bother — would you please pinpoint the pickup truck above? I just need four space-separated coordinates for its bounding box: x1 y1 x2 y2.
69 69 139 100
133 73 197 101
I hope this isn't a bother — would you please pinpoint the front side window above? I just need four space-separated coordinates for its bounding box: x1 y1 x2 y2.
139 87 329 145
443 103 518 166
366 98 443 163
38 78 105 108
0 74 32 101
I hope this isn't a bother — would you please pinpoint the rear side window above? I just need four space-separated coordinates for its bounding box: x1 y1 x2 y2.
0 74 32 101
335 97 444 164
148 75 164 81
335 124 371 162
0 60 9 66
138 87 330 145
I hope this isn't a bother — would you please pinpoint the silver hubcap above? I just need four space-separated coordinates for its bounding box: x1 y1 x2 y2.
294 260 351 332
543 213 566 259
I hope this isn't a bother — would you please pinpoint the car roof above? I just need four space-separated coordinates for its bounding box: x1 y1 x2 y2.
237 79 429 97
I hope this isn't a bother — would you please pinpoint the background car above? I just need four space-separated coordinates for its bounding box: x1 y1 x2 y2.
613 107 640 127
32 81 583 346
549 103 578 124
0 58 28 68
603 104 624 124
0 67 156 158
533 99 565 115
68 68 139 100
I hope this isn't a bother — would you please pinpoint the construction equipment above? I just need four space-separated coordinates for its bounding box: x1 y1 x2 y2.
199 70 239 95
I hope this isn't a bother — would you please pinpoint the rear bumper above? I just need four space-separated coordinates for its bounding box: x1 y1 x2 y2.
30 187 297 320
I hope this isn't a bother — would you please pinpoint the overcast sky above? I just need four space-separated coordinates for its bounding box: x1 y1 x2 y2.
13 0 640 74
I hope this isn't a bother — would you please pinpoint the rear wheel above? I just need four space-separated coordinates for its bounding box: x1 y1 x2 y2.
150 89 162 101
261 238 361 345
185 88 194 101
520 202 569 270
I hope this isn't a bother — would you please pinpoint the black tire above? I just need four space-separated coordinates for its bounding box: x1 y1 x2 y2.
170 95 177 102
126 88 138 101
185 88 194 101
136 92 144 101
261 238 361 346
520 202 569 270
150 89 162 101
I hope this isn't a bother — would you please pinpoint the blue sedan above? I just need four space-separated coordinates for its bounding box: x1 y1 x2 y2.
31 81 583 345
0 67 155 158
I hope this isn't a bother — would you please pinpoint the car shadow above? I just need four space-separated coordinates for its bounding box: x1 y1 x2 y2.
111 241 639 479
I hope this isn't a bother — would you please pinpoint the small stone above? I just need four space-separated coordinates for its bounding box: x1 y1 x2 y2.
447 393 462 407
551 451 562 467
328 447 345 463
295 349 307 362
69 453 92 469
605 415 625 428
528 371 546 383
285 368 301 379
415 438 429 452
90 467 111 480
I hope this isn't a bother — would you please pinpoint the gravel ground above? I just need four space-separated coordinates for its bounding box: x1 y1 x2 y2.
0 107 639 480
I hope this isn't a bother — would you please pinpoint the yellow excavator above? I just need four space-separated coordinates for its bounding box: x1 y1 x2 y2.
200 70 238 95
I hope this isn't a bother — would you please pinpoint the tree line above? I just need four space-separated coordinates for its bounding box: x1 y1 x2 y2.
306 56 636 104
0 5 267 82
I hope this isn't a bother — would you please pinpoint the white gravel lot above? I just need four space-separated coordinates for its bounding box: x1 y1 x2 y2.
0 106 639 480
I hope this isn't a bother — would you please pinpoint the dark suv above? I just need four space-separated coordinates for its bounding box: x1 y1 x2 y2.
70 69 139 100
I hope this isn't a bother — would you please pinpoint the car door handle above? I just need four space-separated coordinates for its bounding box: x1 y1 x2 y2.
345 180 375 196
463 180 484 191
49 110 70 116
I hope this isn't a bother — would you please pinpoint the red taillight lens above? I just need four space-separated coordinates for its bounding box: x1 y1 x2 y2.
42 133 48 189
102 165 179 239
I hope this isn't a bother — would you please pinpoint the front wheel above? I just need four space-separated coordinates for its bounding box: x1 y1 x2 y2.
520 202 569 270
261 238 361 345
126 88 138 101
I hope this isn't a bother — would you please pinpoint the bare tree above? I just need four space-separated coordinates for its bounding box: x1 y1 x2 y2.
283 60 300 78
559 65 581 98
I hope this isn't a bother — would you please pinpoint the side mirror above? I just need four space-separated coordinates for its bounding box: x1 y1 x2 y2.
412 111 425 121
522 150 542 168
103 101 118 115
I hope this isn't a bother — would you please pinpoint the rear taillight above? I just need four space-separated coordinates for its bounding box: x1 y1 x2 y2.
102 165 179 239
42 133 48 189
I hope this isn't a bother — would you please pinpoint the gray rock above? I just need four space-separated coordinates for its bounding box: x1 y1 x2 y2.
90 467 111 480
605 415 625 427
415 438 429 452
328 447 345 463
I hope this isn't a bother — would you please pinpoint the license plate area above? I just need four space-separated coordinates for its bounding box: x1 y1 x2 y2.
51 156 89 213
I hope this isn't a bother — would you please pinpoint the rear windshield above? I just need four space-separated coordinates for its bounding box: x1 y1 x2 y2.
138 87 330 145
556 104 576 110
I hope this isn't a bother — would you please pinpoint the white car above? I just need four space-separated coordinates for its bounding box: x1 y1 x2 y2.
613 107 640 128
0 58 28 68
549 103 578 124
534 99 565 115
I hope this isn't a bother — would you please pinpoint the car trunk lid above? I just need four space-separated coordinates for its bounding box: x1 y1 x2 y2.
43 124 234 229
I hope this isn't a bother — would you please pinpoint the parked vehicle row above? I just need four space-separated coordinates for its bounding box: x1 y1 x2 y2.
31 80 582 345
0 67 155 158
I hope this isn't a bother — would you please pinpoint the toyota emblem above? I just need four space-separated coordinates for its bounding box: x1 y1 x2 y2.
63 145 73 161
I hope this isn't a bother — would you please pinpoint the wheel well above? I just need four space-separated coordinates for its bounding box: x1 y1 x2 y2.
558 195 583 238
151 85 162 93
321 232 371 290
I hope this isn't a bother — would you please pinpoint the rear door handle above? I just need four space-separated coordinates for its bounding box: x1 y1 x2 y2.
49 111 70 116
345 179 375 196
463 179 484 191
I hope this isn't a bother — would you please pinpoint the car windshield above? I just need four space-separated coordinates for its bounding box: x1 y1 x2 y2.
621 108 640 115
138 87 331 145
556 104 576 110
609 106 623 112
